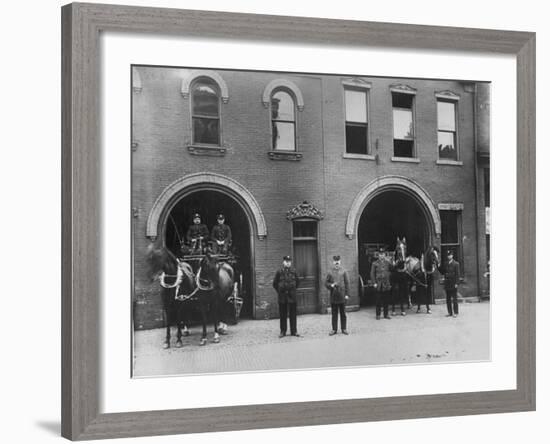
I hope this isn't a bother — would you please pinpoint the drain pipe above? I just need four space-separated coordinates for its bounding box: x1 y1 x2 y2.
472 83 482 300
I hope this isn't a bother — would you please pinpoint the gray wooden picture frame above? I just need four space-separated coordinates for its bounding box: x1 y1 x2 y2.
61 2 535 440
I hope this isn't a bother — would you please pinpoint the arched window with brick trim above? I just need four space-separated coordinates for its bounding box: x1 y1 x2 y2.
271 89 296 151
191 77 221 146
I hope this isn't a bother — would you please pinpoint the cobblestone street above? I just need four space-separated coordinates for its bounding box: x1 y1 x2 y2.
133 301 490 377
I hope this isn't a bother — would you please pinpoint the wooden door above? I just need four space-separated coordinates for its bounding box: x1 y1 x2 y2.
292 220 318 314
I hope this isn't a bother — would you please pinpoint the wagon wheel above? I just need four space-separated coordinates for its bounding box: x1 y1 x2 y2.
230 272 244 324
233 273 244 322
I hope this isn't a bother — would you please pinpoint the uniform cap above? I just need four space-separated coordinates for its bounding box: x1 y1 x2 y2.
283 255 291 261
446 250 454 255
333 255 341 261
217 214 225 220
193 213 201 219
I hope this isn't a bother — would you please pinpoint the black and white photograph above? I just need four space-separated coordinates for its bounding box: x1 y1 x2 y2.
132 66 491 377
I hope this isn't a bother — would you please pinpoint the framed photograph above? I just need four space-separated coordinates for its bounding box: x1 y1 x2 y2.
61 2 535 440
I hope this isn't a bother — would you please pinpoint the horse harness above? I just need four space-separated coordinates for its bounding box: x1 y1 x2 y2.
159 261 226 302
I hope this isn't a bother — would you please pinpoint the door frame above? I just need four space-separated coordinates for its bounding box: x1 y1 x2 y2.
290 217 321 313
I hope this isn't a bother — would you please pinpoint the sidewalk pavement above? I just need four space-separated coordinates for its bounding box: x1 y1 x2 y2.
133 301 490 377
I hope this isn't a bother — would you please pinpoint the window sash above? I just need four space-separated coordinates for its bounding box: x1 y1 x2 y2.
271 91 295 121
393 108 414 140
345 89 368 123
437 100 456 131
272 121 296 151
192 117 220 145
345 122 368 154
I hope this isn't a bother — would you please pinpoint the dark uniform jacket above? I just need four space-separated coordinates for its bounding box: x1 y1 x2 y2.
370 257 392 291
438 259 460 290
325 266 350 304
272 267 300 304
211 223 232 244
186 223 209 243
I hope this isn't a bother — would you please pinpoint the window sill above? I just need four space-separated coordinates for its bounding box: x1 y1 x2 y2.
268 151 302 161
391 156 420 164
436 159 463 166
343 153 376 161
187 145 227 157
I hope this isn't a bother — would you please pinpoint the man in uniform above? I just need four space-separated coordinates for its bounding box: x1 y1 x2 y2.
186 213 209 254
438 249 461 317
210 213 232 254
272 255 300 338
325 255 350 335
370 247 392 320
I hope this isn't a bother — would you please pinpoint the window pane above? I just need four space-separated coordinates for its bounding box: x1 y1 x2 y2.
393 109 414 140
193 117 219 144
272 121 295 151
438 101 456 131
345 90 367 123
293 221 317 238
392 93 413 108
345 124 367 154
271 91 295 121
438 131 457 160
192 83 219 117
440 211 458 243
394 139 414 158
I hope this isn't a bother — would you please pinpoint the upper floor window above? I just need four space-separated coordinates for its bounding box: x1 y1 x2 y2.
191 78 220 145
437 99 458 160
392 92 415 158
345 88 369 154
271 90 296 151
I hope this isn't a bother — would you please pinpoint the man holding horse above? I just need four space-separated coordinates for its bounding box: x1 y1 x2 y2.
370 248 392 320
273 255 301 338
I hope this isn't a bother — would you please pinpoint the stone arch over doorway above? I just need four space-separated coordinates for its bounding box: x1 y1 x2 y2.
146 172 267 241
345 175 441 241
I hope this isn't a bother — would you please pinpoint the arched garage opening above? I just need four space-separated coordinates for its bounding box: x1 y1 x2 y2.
147 173 267 321
165 190 253 319
357 190 430 300
346 176 441 307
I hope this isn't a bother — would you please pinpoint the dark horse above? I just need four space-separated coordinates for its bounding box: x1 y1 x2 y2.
390 238 440 315
194 252 235 345
390 237 410 315
401 246 440 314
146 243 192 349
147 244 236 347
416 246 440 313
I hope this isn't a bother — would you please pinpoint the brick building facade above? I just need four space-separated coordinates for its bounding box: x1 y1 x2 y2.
132 66 490 330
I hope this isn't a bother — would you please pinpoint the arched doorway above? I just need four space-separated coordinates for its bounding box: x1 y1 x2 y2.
146 173 268 320
347 176 441 307
164 189 254 319
357 190 430 302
